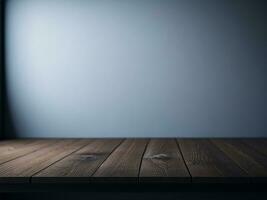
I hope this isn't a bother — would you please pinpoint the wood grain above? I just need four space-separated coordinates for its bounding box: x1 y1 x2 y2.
93 139 148 183
0 139 266 184
178 139 248 183
212 139 267 183
0 140 57 164
32 139 122 183
241 139 267 157
139 139 190 183
0 139 88 183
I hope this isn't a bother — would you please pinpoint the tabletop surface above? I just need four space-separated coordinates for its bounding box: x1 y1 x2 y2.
0 138 266 184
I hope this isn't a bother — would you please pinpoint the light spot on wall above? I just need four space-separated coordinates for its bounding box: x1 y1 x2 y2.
5 0 267 138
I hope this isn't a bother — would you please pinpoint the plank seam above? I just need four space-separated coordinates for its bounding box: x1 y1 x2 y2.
175 139 192 183
29 140 92 183
137 139 150 183
0 140 60 167
90 138 125 177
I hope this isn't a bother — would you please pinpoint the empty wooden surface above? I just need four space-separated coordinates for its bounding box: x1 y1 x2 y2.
212 139 267 182
33 139 122 183
139 139 190 183
93 139 148 183
0 139 266 184
0 140 55 164
178 139 248 183
0 140 89 183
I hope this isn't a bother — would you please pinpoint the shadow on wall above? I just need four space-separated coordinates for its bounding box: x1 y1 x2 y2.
0 0 5 139
0 0 16 139
4 0 267 138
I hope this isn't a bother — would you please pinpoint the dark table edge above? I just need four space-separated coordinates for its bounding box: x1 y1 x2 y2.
1 182 267 193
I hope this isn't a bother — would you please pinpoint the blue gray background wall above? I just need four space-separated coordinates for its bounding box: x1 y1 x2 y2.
5 0 267 138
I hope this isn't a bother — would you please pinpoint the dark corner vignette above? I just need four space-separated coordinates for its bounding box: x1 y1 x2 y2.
0 0 6 139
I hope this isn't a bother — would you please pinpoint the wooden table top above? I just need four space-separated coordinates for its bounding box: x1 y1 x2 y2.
0 138 266 184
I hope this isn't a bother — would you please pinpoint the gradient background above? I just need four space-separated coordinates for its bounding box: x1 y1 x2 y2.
4 0 267 138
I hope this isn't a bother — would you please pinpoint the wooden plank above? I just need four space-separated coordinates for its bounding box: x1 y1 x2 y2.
0 139 89 183
92 139 148 183
32 139 123 183
0 140 58 165
0 138 265 185
0 140 39 156
241 139 267 157
139 139 190 183
211 139 267 183
0 139 44 154
178 139 248 183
